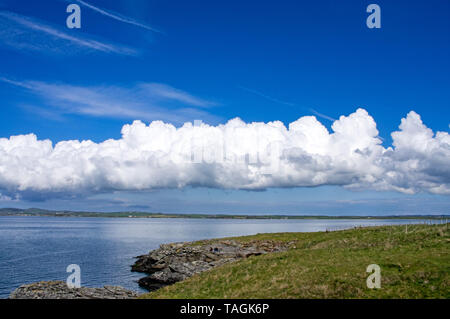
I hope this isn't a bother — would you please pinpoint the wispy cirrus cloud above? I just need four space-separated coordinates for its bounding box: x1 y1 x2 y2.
309 108 337 122
140 83 217 108
238 86 295 107
71 0 162 33
0 77 219 124
0 11 137 56
238 85 337 122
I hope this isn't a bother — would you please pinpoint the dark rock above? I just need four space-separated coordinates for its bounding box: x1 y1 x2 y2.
9 281 139 299
132 239 290 291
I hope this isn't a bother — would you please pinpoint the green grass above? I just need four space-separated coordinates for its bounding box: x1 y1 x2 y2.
141 223 449 299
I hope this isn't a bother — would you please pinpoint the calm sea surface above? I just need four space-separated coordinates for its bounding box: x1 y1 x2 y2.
0 216 436 298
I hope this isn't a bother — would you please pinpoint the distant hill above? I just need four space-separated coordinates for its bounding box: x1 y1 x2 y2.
0 207 448 220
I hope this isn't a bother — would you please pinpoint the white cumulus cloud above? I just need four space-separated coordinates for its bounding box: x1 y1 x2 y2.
0 109 448 200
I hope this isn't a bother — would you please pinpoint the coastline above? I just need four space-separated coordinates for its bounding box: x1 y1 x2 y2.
6 223 449 299
1 208 448 220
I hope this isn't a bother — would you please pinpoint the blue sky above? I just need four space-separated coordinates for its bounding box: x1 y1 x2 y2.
0 0 449 215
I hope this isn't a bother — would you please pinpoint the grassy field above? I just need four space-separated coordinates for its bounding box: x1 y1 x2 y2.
141 223 449 299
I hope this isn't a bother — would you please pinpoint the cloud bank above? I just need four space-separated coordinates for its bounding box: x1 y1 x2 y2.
0 109 449 200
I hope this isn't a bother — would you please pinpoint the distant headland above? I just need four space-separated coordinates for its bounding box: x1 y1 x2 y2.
0 208 448 220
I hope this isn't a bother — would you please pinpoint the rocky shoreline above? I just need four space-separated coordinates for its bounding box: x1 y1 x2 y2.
9 281 139 299
132 239 292 292
9 239 293 299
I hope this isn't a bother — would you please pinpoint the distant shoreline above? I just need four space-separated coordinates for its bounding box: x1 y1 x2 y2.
0 208 448 220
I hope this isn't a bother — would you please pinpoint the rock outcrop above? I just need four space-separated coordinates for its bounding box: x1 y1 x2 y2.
132 239 291 291
9 281 139 299
9 240 293 298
